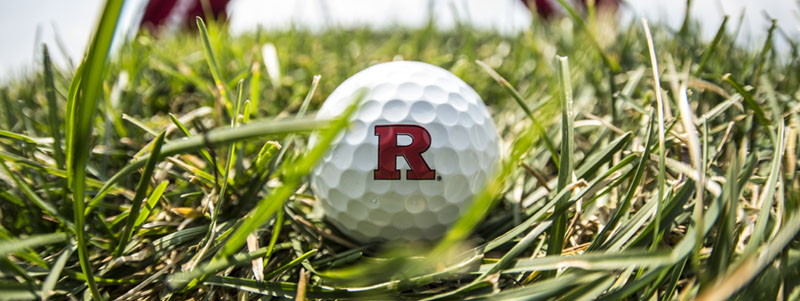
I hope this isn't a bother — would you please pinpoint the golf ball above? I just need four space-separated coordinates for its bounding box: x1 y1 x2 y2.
310 61 500 242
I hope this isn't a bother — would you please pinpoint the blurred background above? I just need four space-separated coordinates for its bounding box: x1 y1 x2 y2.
0 0 797 82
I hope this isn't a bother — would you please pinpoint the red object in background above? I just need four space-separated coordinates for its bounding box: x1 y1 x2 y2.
140 0 231 32
520 0 619 19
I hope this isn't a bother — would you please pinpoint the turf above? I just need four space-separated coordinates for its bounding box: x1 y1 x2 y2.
1 1 800 300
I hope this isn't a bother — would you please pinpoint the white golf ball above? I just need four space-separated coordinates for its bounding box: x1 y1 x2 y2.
310 61 500 242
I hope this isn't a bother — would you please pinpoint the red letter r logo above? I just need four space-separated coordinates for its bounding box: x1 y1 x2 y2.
373 125 436 180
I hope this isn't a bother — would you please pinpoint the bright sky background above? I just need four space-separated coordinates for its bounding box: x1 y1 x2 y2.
0 0 797 81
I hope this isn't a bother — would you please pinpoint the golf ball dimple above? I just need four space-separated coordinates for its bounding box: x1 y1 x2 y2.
310 61 500 242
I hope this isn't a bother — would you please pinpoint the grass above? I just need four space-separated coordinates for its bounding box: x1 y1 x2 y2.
1 0 799 299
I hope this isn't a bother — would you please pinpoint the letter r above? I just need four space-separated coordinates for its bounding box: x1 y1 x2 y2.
373 125 436 180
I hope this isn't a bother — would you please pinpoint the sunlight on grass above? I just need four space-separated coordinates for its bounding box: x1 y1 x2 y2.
0 0 799 299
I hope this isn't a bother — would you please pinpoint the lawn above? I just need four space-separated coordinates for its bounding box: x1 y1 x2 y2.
0 0 799 300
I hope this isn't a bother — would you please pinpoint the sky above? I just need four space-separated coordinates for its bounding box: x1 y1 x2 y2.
0 0 798 81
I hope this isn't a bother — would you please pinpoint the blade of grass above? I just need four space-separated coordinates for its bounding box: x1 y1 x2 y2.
41 243 74 301
298 75 320 116
479 250 673 273
64 63 82 182
168 112 224 177
723 73 771 129
479 272 607 301
708 144 740 276
263 249 317 279
133 181 168 228
68 0 124 298
121 114 158 136
242 99 251 123
115 131 166 257
751 19 777 89
0 88 13 130
662 257 690 300
168 244 289 288
269 74 321 171
604 185 664 252
678 0 693 35
41 44 64 169
546 56 574 264
249 58 261 118
642 18 668 249
0 256 36 283
196 17 232 116
0 129 43 145
677 84 706 277
744 119 786 254
190 80 245 270
262 43 281 88
264 208 284 268
693 16 729 77
476 60 559 167
0 233 68 257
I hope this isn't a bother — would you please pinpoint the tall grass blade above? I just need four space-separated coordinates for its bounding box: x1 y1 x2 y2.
476 60 559 166
133 180 168 228
723 73 771 128
63 64 82 182
480 250 673 273
745 120 786 254
169 246 285 288
41 244 74 300
751 19 777 88
41 44 65 168
0 130 43 145
168 112 223 177
708 144 740 276
67 0 124 298
196 17 232 115
693 16 728 77
249 59 261 118
546 56 574 263
642 18 668 248
115 131 166 256
0 233 67 257
190 80 246 273
678 84 705 273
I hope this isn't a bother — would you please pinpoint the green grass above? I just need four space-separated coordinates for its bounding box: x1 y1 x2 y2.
1 0 800 299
